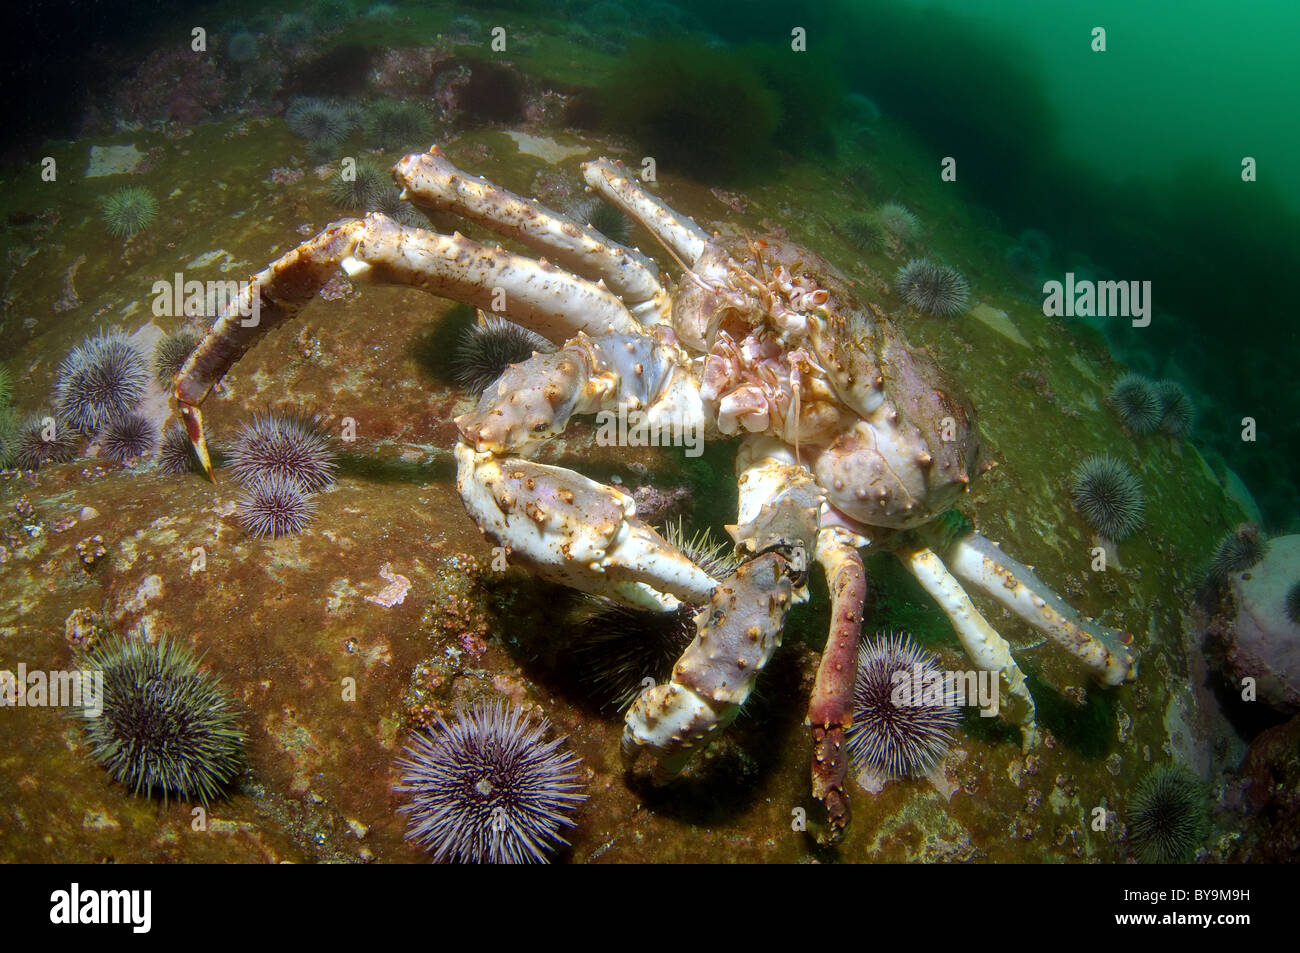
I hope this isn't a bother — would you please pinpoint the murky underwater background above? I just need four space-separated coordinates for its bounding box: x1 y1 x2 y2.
0 0 1296 863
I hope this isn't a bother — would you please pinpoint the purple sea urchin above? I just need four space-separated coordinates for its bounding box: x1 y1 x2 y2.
1206 523 1266 585
1109 373 1162 435
79 634 245 806
1153 379 1194 437
236 473 317 538
100 186 159 238
1128 765 1209 864
1069 454 1144 541
55 331 149 435
454 314 552 395
394 700 586 864
894 258 970 316
226 412 336 490
845 632 959 779
11 416 80 470
154 327 203 387
99 412 158 464
156 423 200 475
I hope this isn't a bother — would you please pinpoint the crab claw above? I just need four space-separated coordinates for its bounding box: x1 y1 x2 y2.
175 399 215 481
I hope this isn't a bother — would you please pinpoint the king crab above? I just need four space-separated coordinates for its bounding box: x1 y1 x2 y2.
171 146 1137 843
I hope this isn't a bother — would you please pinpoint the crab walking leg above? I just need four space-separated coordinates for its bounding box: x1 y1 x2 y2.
171 213 643 476
622 551 799 780
900 546 1039 750
807 526 868 844
454 442 716 611
947 533 1138 686
395 148 669 321
582 158 711 267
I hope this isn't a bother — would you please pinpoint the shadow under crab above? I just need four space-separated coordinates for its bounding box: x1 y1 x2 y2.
167 146 1138 845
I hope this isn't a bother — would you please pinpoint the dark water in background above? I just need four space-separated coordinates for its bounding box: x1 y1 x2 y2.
5 0 1298 524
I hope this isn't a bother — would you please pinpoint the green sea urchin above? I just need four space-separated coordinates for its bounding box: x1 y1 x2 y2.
1109 374 1162 435
99 412 157 464
454 314 552 396
55 330 149 436
11 416 80 470
329 160 391 212
572 522 737 711
394 700 586 864
843 214 887 252
1153 379 1194 437
894 258 970 316
567 196 631 245
0 362 12 406
156 423 200 475
236 472 318 538
876 202 920 242
286 97 353 147
1127 765 1209 864
1069 454 1144 541
1286 581 1300 626
1206 523 1267 585
845 632 959 779
79 634 245 806
226 412 336 491
365 99 434 152
100 187 159 238
154 327 203 387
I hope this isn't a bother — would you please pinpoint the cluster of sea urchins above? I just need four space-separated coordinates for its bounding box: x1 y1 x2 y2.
1109 373 1194 437
394 700 586 864
227 412 336 539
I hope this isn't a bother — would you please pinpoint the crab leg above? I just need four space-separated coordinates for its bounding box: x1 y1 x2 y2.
582 159 711 267
808 525 868 845
395 148 669 321
621 549 800 778
454 442 716 611
899 545 1039 750
946 533 1138 686
171 213 641 477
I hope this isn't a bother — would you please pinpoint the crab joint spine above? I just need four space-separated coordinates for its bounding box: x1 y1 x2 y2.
947 533 1138 686
622 552 796 772
901 546 1039 750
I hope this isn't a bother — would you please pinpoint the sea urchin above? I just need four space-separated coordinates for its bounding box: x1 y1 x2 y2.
99 412 158 464
894 258 970 317
1127 764 1209 864
845 632 959 779
100 187 159 238
11 416 80 470
79 634 245 806
1069 454 1144 542
394 700 586 864
1153 379 1194 437
1286 581 1300 626
236 472 318 538
226 412 336 491
1205 523 1266 585
454 313 552 395
55 330 149 436
1109 374 1162 435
